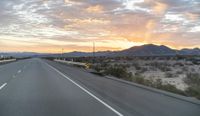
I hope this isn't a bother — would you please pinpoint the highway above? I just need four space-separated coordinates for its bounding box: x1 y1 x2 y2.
0 58 199 116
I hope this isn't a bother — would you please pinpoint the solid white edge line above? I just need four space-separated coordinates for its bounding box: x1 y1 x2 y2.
45 62 124 116
0 83 7 90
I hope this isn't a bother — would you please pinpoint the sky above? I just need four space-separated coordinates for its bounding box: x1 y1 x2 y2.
0 0 200 53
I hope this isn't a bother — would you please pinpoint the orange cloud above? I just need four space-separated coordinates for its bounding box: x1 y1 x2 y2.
185 12 199 21
153 2 168 15
86 5 104 13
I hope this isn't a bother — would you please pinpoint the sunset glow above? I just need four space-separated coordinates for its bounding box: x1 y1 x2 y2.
0 0 200 53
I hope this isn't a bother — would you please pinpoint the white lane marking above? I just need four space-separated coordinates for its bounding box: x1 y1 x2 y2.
17 70 22 74
0 83 7 90
45 63 123 116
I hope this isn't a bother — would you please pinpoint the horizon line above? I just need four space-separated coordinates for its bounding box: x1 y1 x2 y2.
1 44 200 54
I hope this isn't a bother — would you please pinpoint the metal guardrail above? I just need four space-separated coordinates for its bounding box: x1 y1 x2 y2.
54 59 90 68
0 59 16 63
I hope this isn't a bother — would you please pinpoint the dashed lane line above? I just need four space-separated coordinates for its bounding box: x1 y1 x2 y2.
0 83 7 90
17 70 22 74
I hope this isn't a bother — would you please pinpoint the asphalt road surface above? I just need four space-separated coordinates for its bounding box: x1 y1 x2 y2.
0 58 199 116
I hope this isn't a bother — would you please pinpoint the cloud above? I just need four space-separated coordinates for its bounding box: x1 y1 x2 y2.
153 1 168 15
0 0 200 53
86 5 104 13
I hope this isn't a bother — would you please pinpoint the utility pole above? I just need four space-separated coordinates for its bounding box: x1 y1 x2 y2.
61 48 64 60
93 42 95 64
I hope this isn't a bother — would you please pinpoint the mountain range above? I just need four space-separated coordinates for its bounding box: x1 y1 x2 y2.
1 44 200 58
60 44 200 57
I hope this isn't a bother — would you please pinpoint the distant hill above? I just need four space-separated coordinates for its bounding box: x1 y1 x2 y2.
116 44 177 56
61 44 178 57
179 48 200 55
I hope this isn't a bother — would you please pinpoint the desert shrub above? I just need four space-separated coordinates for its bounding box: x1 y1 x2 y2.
132 77 185 95
105 66 132 81
144 79 154 87
184 73 200 85
182 67 188 72
160 84 185 95
176 70 183 75
125 64 131 68
185 85 200 99
165 72 176 78
93 64 102 72
101 62 109 67
184 73 200 100
139 67 148 73
132 75 146 85
154 79 162 88
159 66 171 72
173 62 184 67
148 62 171 72
132 63 141 70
